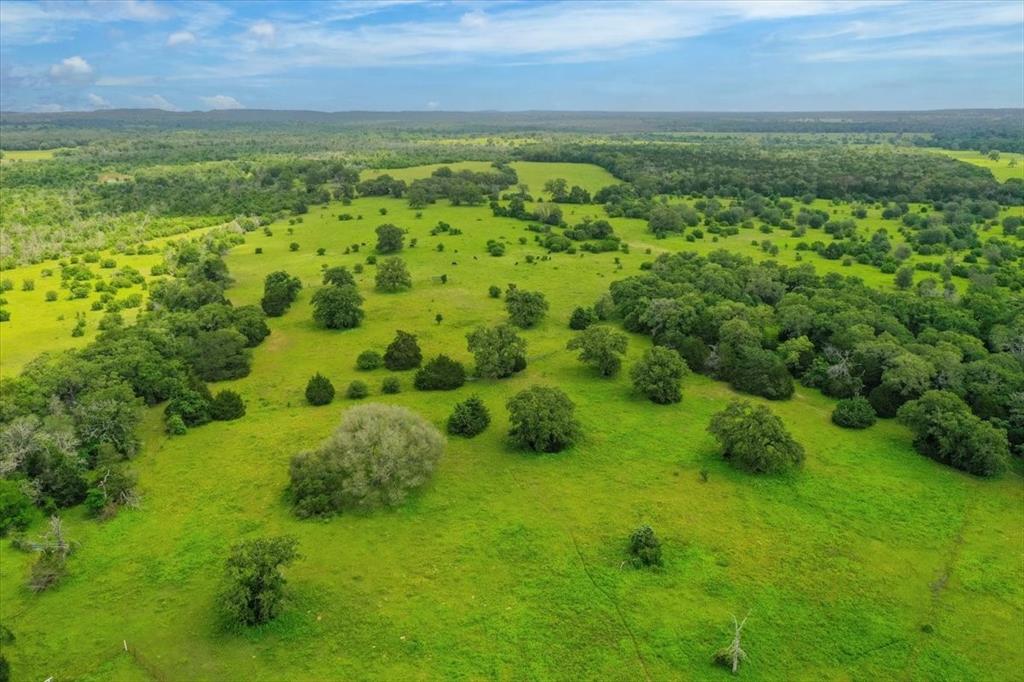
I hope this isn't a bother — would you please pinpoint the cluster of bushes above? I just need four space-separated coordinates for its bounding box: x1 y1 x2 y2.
600 250 1021 474
406 164 517 208
1 229 261 531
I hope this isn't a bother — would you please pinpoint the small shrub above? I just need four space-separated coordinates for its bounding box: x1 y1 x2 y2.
356 350 383 370
414 355 466 391
289 242 300 252
346 380 369 399
381 377 401 394
165 413 187 435
383 330 422 370
488 285 501 298
305 373 335 406
831 397 877 429
210 390 246 421
45 290 58 302
628 525 663 567
447 396 490 437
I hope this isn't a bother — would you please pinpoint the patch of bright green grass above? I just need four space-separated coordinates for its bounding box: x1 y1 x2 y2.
920 147 1024 183
1 166 1021 681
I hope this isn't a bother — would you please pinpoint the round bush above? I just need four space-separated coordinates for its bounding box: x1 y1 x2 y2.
210 390 246 421
628 525 663 568
356 350 383 370
380 377 401 394
414 355 466 391
447 396 490 437
346 380 369 400
506 385 580 453
289 403 446 515
631 346 689 404
832 397 877 429
383 330 422 370
305 373 335 406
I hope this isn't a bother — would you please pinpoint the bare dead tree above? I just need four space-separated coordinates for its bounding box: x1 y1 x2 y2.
714 612 749 675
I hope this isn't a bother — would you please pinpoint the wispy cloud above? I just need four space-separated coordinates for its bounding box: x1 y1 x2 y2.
200 94 243 109
86 92 111 109
167 30 196 47
134 93 179 110
1 0 171 44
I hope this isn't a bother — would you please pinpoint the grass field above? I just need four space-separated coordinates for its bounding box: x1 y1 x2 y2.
0 149 65 164
920 147 1024 183
1 163 1022 680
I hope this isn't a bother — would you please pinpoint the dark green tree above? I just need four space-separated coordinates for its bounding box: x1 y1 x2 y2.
384 330 422 370
305 373 335 406
218 536 300 627
506 385 580 453
708 400 804 474
630 347 689 404
312 285 364 330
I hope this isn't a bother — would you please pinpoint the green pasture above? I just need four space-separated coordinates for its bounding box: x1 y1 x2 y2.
919 147 1024 183
1 162 1022 680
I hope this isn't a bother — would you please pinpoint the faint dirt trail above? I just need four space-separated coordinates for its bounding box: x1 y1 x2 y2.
899 498 975 680
507 466 653 681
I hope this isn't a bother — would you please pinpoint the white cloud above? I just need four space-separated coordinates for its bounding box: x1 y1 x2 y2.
247 20 275 43
167 30 196 47
200 94 244 110
33 103 65 113
86 92 111 109
1 0 172 44
48 55 94 83
807 35 1024 62
426 100 439 110
134 94 179 111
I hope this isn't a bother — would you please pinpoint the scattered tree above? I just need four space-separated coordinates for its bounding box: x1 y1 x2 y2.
567 326 628 376
384 330 422 370
506 385 580 453
505 287 548 328
218 535 300 627
630 347 689 404
289 404 445 515
375 224 404 253
466 324 527 378
708 400 804 473
375 257 412 292
312 285 364 330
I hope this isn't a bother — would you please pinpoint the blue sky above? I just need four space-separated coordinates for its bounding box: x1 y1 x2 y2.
1 0 1022 113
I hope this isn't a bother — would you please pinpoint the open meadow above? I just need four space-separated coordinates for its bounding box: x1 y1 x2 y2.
1 154 1022 680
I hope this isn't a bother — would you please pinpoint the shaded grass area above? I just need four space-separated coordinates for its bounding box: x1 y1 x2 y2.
0 163 1021 680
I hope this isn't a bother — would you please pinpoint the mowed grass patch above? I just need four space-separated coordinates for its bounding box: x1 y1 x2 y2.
1 166 1022 680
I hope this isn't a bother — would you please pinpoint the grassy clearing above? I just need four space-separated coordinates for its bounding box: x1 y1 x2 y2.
0 149 65 164
1 164 1022 680
920 147 1024 183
